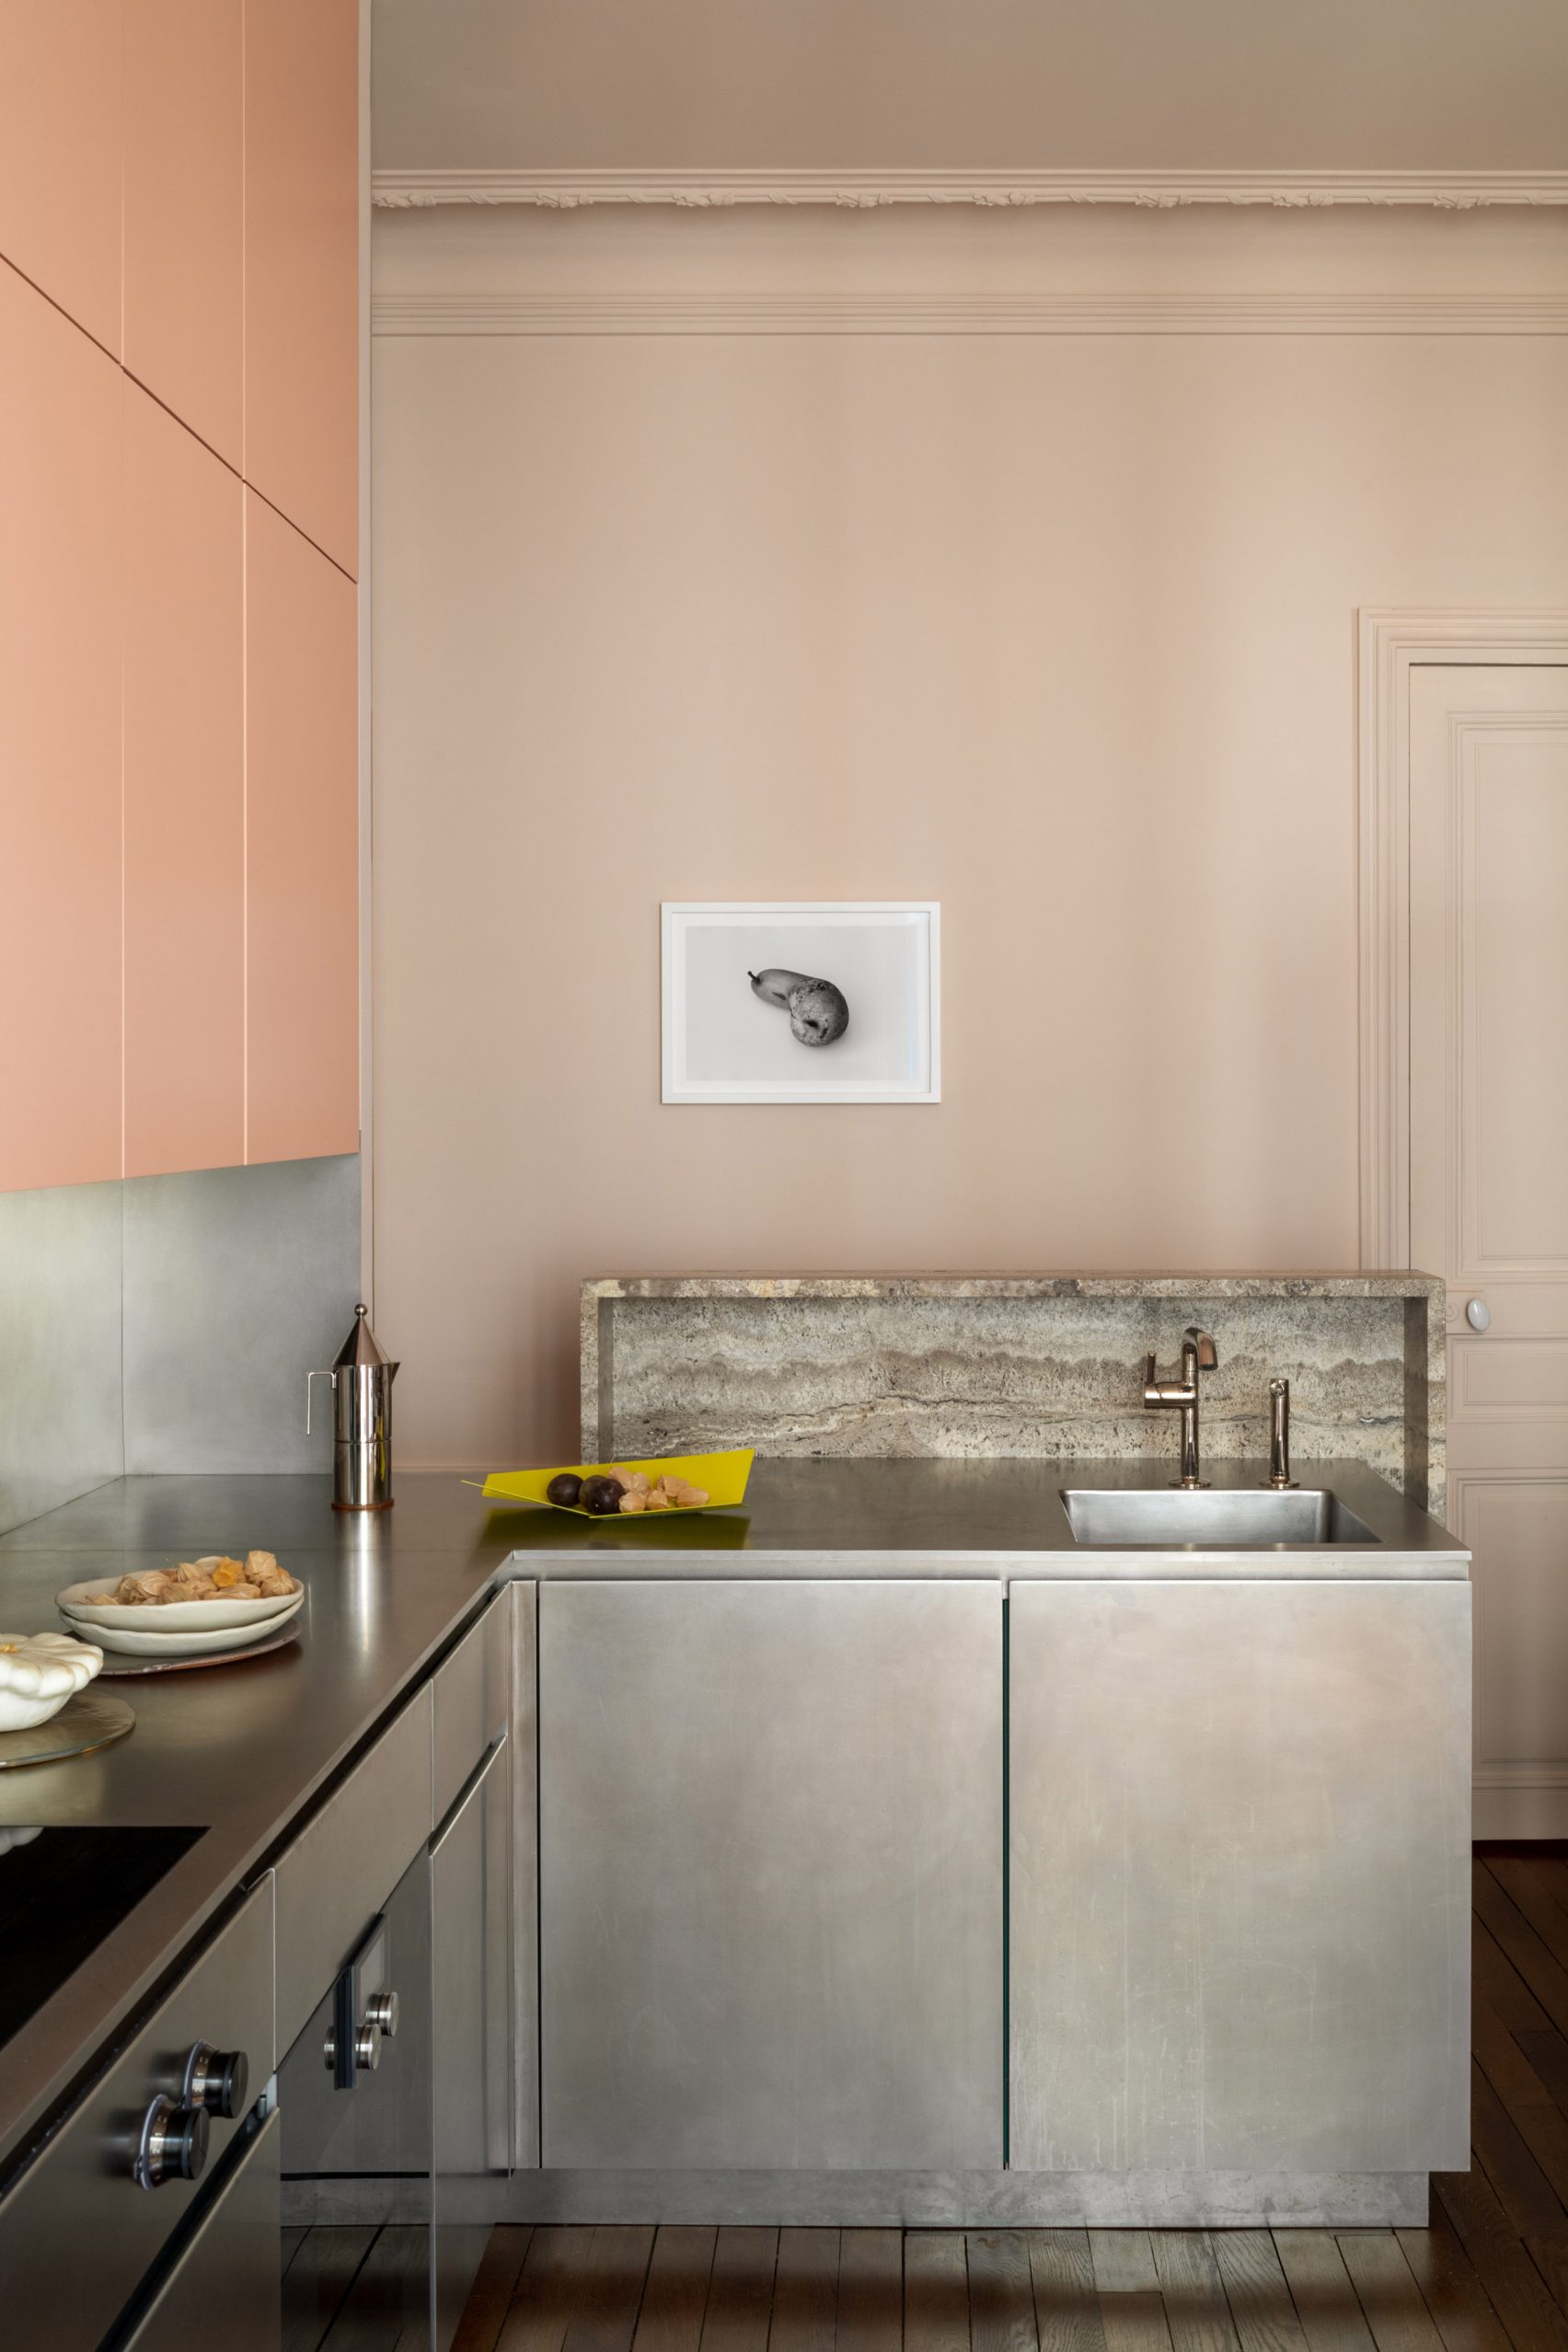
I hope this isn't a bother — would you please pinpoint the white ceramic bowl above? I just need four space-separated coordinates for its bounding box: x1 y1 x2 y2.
64 1589 306 1657
57 1577 303 1636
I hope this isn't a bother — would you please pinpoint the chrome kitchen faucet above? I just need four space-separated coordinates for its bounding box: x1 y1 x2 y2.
1143 1326 1219 1489
1264 1375 1297 1488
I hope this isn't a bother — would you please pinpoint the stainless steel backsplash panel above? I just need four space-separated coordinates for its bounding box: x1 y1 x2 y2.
122 1154 360 1474
0 1153 360 1535
0 1177 123 1534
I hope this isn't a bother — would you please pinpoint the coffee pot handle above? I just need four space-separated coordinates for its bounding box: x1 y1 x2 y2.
306 1369 336 1435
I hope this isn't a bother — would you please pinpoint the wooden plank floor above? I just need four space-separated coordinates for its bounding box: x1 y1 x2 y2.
436 1849 1568 2352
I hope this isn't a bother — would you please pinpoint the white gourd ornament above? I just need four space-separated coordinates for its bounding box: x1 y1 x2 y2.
0 1632 103 1732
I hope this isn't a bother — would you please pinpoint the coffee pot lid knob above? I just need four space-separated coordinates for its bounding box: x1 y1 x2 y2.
333 1303 398 1375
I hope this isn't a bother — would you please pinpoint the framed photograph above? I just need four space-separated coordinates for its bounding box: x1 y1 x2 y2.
662 902 940 1105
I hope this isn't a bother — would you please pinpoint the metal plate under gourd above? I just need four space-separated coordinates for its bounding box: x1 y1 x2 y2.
96 1628 302 1678
0 1690 135 1769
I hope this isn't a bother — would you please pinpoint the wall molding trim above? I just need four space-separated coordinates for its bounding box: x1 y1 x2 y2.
373 288 1568 338
1356 610 1568 1271
372 167 1568 212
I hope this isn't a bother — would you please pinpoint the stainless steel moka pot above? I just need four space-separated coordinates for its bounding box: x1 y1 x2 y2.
308 1305 398 1511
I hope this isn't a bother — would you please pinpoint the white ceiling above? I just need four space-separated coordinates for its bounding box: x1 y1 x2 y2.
372 0 1568 177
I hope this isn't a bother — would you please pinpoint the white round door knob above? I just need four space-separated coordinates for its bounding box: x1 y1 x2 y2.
1466 1298 1492 1332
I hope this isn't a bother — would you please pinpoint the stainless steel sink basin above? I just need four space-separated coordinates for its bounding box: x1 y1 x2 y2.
1060 1486 1379 1548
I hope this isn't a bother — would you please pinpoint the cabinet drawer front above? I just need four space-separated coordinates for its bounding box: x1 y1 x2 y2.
540 1578 1003 2172
1009 1579 1471 2174
0 1881 272 2352
432 1735 513 2348
273 1685 432 2056
513 1581 539 2172
433 1592 510 1828
114 2106 280 2352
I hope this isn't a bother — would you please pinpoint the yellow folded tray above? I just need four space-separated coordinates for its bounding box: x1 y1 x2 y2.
482 1447 754 1517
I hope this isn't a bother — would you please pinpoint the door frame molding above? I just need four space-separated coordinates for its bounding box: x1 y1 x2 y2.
1356 608 1568 1267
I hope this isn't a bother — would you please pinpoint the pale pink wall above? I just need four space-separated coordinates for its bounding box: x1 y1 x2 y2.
370 203 1568 1467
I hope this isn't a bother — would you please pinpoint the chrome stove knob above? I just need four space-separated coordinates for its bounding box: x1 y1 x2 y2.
182 2041 250 2119
323 2021 381 2074
133 2095 209 2190
364 1991 398 2041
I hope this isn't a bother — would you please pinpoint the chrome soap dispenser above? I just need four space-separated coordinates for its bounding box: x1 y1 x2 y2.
308 1305 399 1512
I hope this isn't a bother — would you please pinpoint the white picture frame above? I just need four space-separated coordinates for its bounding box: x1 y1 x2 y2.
662 902 941 1105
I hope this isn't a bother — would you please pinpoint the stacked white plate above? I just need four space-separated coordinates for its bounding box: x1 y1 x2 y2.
56 1579 305 1658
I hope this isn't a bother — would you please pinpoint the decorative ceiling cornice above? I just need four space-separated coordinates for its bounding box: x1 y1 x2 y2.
371 288 1568 337
372 166 1568 212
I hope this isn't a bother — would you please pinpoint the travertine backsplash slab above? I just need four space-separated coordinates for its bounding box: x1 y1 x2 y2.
582 1274 1446 1515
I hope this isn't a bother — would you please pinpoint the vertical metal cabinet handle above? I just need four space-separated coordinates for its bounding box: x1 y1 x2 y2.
133 2094 209 2189
1466 1298 1492 1332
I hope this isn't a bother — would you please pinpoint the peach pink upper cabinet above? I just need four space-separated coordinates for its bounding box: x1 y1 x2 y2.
244 0 359 574
0 0 122 355
122 0 243 469
123 383 245 1179
0 4 359 1193
246 493 360 1164
0 265 122 1191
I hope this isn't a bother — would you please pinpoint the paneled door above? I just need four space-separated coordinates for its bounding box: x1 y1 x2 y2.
1410 663 1568 1835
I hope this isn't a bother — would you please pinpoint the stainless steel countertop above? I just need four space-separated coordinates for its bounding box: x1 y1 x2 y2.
0 1459 1465 2182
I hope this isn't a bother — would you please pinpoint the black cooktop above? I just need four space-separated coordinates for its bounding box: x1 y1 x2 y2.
0 1826 206 2054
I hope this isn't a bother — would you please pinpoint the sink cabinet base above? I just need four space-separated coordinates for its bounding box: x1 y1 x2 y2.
499 2167 1429 2230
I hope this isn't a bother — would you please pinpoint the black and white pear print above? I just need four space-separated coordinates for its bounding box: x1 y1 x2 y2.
747 967 850 1047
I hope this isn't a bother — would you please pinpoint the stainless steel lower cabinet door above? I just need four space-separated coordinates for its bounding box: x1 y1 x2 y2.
432 1735 513 2352
1009 1578 1471 2175
278 1846 432 2185
539 1578 1004 2171
114 2106 281 2351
